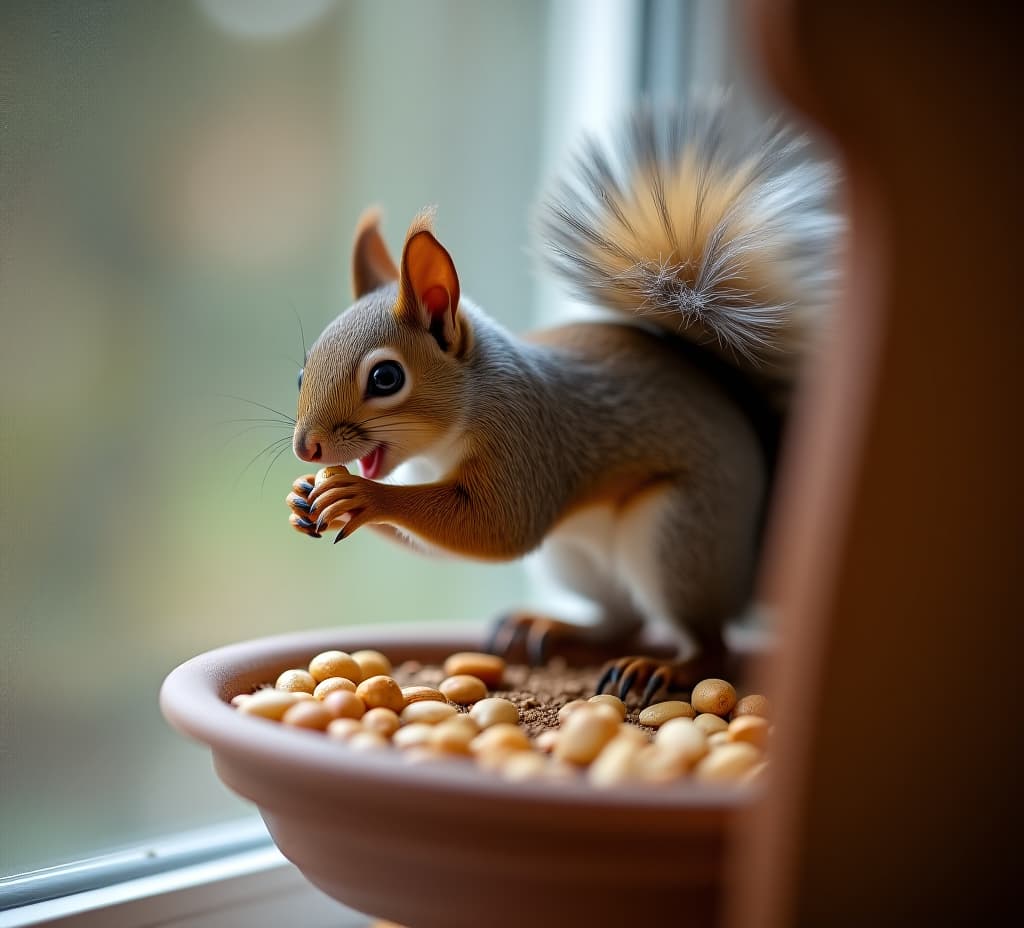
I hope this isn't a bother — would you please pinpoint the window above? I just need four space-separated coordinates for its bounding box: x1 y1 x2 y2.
0 0 760 919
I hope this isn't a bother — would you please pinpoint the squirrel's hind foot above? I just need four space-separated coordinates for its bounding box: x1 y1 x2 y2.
485 611 645 668
597 646 746 708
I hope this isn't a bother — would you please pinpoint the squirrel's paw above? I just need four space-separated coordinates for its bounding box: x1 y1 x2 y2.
487 612 645 667
286 474 322 538
306 470 380 541
596 657 680 708
596 652 731 708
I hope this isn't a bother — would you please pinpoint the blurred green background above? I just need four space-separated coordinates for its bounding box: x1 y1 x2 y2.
1 0 557 876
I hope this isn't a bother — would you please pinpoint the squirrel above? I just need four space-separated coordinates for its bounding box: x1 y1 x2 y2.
286 101 839 705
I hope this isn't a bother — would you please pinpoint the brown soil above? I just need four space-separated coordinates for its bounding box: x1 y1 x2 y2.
393 658 656 738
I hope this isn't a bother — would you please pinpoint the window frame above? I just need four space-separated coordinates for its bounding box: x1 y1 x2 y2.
0 2 713 923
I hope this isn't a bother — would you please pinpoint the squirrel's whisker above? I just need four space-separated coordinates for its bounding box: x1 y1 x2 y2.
219 393 297 425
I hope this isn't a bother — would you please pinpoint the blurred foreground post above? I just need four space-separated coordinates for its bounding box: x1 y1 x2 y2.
729 3 1020 925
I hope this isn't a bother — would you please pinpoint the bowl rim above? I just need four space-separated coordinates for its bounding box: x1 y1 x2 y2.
160 622 755 812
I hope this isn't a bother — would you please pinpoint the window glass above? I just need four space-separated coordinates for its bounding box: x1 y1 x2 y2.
1 0 555 877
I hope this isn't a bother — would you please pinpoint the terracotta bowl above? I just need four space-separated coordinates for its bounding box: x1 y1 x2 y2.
160 624 756 928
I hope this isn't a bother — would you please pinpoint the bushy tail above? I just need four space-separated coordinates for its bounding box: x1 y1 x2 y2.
538 98 842 406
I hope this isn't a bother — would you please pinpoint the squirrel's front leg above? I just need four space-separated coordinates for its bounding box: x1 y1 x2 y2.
300 469 544 559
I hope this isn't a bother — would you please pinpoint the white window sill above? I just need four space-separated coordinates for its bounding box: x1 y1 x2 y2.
1 837 368 928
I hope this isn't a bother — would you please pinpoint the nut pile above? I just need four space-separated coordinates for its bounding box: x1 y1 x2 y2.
231 649 771 787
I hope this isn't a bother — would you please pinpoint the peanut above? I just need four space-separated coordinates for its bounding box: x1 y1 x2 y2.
325 717 363 741
362 707 400 738
322 689 366 720
557 700 589 724
471 723 531 756
439 674 488 705
691 678 737 717
237 689 302 721
351 649 392 678
693 742 761 783
313 677 357 699
281 699 333 731
554 707 619 766
728 714 770 749
588 735 644 787
400 685 446 704
400 701 457 725
275 669 317 694
308 650 363 684
429 716 479 755
588 694 627 720
655 718 709 766
637 700 696 728
348 731 390 752
442 652 506 687
693 712 729 735
469 697 519 729
731 694 771 720
355 675 405 713
392 723 435 750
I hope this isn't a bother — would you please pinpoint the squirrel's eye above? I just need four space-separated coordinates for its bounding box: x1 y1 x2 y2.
367 360 405 397
297 369 303 391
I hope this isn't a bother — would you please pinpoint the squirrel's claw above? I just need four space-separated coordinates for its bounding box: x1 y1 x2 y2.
288 512 322 539
597 656 674 708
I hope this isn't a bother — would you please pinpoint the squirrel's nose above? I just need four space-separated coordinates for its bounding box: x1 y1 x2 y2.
293 428 323 463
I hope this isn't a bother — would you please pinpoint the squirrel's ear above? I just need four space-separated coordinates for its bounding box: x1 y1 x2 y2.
398 218 462 352
351 207 399 298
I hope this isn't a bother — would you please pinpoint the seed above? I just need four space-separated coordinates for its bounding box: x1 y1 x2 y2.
351 649 392 678
275 669 317 694
237 689 302 720
728 714 770 749
230 694 250 707
588 694 627 720
690 678 737 717
326 718 363 741
588 703 622 725
471 723 531 756
321 689 366 720
615 724 650 746
469 697 519 729
554 707 619 765
534 730 559 754
402 746 448 765
362 707 400 738
693 712 729 735
393 723 435 750
348 731 390 752
281 700 334 730
439 674 488 705
313 677 357 699
499 752 551 781
693 742 761 783
442 652 506 687
429 716 479 754
655 718 709 765
708 731 731 749
401 685 446 704
637 700 696 728
400 701 457 725
314 465 349 487
308 650 363 685
355 675 405 713
588 735 644 787
636 744 691 782
731 694 771 720
558 700 589 724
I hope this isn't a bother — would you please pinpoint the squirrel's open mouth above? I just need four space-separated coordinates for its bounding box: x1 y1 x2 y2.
358 444 386 480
